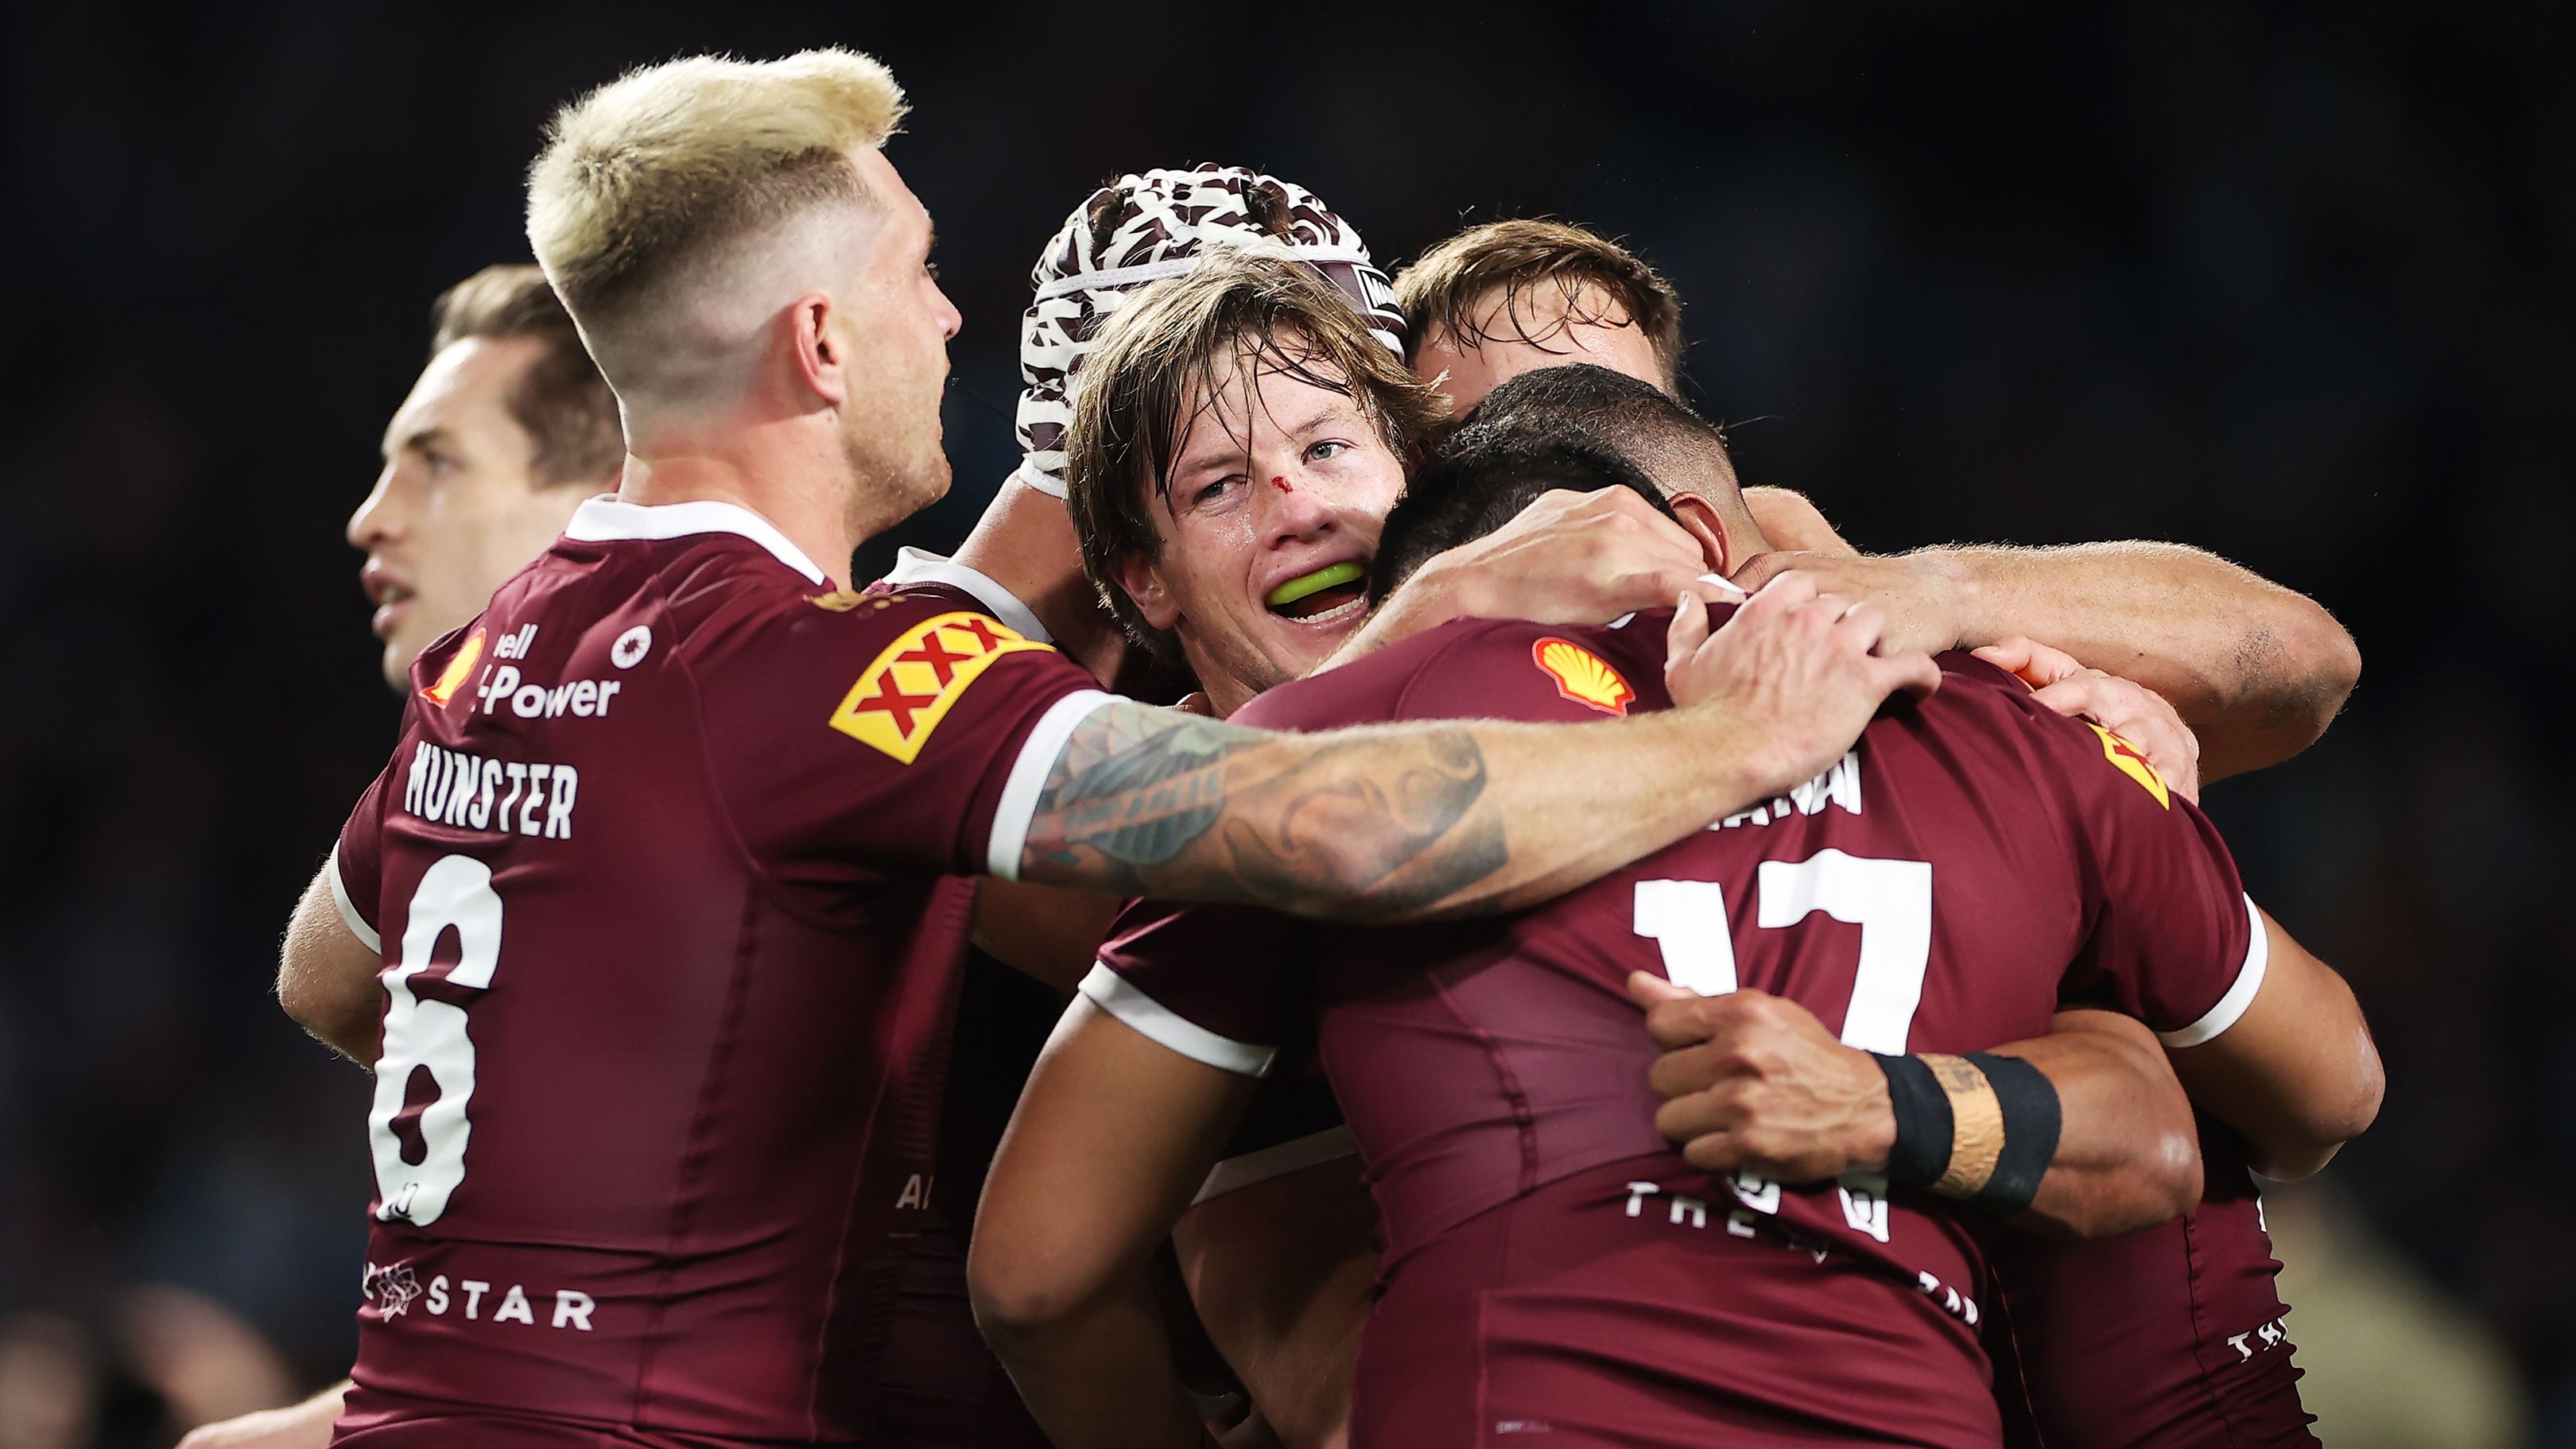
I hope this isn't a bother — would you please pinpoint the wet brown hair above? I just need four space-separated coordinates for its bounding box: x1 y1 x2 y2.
1066 250 1446 664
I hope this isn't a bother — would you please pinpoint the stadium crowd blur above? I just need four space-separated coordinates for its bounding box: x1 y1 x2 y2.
0 2 2562 1444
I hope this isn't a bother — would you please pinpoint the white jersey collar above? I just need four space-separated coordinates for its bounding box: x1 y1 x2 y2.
564 496 830 586
882 548 1053 644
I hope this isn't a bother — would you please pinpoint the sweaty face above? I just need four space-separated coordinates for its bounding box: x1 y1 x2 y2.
833 145 964 537
1120 355 1407 715
1413 279 1669 415
349 337 596 690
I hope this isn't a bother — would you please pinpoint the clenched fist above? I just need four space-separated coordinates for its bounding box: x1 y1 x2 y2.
1626 974 1896 1184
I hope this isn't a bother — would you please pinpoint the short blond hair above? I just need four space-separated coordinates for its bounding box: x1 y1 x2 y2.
526 49 907 331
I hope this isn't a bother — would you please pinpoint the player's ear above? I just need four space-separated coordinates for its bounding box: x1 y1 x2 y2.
1668 493 1738 575
786 293 848 408
1115 552 1182 632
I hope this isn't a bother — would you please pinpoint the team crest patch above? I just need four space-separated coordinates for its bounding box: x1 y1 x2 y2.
1532 637 1634 716
2087 722 2172 808
830 612 1053 764
421 628 484 707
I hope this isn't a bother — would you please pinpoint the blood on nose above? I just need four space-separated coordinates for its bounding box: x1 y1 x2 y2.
1272 475 1292 493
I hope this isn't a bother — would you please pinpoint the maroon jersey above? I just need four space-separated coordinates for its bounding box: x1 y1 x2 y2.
1987 1121 2313 1448
1089 610 2265 1449
325 498 1113 1445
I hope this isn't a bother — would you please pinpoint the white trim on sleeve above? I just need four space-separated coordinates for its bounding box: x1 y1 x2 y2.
2158 894 2269 1048
326 843 382 954
984 690 1119 881
1193 1125 1358 1206
882 548 1054 643
1078 963 1277 1077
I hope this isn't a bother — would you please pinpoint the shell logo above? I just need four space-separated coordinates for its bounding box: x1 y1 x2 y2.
2087 722 2171 809
421 628 484 707
1531 637 1635 717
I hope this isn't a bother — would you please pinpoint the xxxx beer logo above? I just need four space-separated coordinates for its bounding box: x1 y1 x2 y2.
1532 637 1635 717
829 612 1052 764
421 628 485 707
2087 722 2172 809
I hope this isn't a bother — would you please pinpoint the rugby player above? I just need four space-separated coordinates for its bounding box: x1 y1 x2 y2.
351 265 623 692
180 264 623 1449
1406 222 2361 1443
974 260 2379 1443
885 161 1426 1445
995 229 2363 1443
278 51 1923 1447
1379 219 2361 779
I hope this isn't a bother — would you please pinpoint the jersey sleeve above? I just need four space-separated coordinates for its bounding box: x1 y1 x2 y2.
2053 719 2266 1046
1083 897 1304 1077
708 587 1118 882
329 757 395 953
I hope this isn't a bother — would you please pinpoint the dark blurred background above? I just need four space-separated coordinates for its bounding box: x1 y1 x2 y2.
0 2 2564 1444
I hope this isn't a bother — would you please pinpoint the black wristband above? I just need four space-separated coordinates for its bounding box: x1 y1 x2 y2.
1873 1052 1954 1187
1963 1052 2062 1214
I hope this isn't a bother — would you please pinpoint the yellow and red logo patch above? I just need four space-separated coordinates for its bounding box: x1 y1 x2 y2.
1532 637 1635 716
2087 722 2171 808
830 612 1053 764
421 628 484 707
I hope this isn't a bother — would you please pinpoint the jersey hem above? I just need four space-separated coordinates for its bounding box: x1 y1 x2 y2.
984 690 1118 880
1193 1125 1357 1205
1078 963 1276 1076
2158 894 2269 1047
327 843 382 953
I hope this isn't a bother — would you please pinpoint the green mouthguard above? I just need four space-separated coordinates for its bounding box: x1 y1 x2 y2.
1265 560 1366 608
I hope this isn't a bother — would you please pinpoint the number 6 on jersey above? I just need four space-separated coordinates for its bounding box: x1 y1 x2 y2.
369 854 503 1226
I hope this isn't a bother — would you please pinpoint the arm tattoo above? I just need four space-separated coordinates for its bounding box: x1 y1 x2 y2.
1021 701 1508 919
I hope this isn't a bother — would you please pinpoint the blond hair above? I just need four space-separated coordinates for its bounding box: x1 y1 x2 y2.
525 49 907 403
1395 219 1685 393
1066 250 1446 665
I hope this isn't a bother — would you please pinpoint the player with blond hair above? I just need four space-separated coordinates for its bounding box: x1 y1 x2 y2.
279 49 1932 1445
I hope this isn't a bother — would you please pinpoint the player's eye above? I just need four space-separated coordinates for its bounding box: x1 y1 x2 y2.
1192 474 1244 508
1307 440 1349 463
423 450 458 479
924 259 941 281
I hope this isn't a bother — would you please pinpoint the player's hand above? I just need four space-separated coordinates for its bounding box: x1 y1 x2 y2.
1740 486 1858 556
1729 550 1965 657
1407 487 1724 626
1974 636 2202 804
1663 571 1942 797
1626 974 1897 1182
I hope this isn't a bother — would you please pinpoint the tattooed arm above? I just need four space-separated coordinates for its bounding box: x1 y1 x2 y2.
1014 573 1940 923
